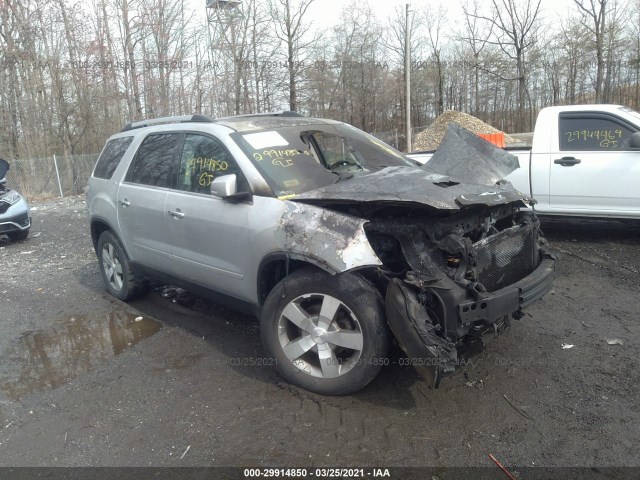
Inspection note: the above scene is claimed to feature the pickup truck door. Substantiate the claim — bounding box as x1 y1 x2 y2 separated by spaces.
549 112 640 214
164 132 252 301
117 133 183 272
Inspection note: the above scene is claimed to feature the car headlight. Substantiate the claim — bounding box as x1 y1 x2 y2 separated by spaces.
0 191 21 205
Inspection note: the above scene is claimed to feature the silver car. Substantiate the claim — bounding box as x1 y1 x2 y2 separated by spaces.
0 158 31 242
86 113 555 395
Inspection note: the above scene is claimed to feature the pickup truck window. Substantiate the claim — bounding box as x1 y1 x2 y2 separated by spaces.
559 114 636 151
127 133 182 188
177 134 242 195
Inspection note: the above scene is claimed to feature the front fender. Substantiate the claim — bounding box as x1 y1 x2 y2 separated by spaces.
277 201 382 273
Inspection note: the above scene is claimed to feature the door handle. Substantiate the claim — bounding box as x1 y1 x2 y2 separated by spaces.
168 209 185 219
119 198 130 207
554 157 582 167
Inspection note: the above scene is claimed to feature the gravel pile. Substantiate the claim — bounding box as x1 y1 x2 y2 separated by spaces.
413 110 518 151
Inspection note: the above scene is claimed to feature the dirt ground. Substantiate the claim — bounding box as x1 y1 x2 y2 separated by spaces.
0 195 638 472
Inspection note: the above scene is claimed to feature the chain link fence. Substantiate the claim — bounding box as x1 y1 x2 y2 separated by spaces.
4 154 99 200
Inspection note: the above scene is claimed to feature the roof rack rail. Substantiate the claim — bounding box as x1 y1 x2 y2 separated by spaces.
121 114 214 132
221 111 305 120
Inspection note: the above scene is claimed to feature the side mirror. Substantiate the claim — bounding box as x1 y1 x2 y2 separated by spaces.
210 174 251 202
630 132 640 150
211 174 237 198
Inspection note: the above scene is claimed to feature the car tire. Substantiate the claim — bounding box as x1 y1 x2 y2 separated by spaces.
97 231 147 301
7 229 29 242
261 268 390 395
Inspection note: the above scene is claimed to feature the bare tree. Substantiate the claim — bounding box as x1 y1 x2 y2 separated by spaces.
114 0 144 119
573 0 608 102
472 0 542 130
422 4 448 116
460 0 494 115
269 0 317 111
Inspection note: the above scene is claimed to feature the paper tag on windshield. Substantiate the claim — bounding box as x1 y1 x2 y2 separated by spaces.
244 131 289 149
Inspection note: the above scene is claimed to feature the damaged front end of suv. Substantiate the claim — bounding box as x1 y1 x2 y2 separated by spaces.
370 202 555 387
292 126 556 387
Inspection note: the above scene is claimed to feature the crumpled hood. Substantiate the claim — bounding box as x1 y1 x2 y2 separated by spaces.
0 159 8 180
292 123 527 211
292 166 527 211
426 123 520 186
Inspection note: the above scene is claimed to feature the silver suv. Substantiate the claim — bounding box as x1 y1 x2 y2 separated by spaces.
87 113 555 395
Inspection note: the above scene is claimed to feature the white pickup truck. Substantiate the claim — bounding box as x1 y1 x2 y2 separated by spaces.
408 104 640 219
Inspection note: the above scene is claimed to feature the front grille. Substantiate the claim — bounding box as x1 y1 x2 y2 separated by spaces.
473 224 536 292
0 202 9 214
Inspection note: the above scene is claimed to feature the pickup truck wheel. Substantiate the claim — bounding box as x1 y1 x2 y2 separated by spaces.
261 268 389 395
97 231 147 301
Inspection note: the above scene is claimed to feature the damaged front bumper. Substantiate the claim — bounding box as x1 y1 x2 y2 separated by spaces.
378 212 556 388
386 257 554 387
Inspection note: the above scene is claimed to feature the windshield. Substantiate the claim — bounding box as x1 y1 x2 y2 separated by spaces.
231 123 415 197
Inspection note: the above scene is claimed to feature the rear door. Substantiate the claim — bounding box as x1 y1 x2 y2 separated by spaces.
550 112 640 213
117 132 182 271
164 132 252 299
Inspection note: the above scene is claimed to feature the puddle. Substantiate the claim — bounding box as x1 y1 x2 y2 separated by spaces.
0 310 162 400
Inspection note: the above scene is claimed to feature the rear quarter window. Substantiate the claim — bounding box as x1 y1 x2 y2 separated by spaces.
93 137 134 179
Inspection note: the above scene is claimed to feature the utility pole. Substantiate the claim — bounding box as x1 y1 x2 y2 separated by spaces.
405 3 411 152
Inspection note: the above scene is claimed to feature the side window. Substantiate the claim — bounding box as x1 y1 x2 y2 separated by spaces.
559 115 636 151
93 137 133 179
128 133 182 187
177 134 241 194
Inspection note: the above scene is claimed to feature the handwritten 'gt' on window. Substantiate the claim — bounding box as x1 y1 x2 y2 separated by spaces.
565 129 623 148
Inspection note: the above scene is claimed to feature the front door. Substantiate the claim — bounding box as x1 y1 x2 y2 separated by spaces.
164 132 252 300
550 112 640 214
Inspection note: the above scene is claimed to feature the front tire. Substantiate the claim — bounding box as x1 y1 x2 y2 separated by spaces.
261 268 389 395
97 231 147 301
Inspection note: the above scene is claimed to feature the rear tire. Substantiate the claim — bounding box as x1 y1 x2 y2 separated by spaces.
261 268 389 395
97 231 147 301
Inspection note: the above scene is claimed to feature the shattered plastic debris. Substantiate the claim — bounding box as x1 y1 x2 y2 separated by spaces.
561 344 574 349
135 316 143 322
465 380 484 390
605 338 624 346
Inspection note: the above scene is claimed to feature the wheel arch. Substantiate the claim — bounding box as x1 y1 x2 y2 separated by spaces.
90 217 129 258
257 252 385 307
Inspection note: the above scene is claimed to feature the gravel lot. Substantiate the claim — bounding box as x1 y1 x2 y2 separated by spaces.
0 195 638 472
